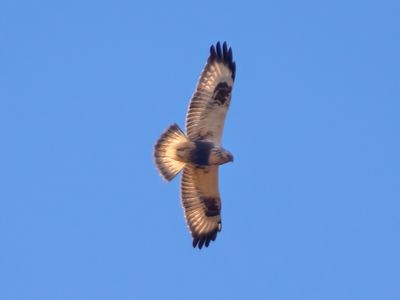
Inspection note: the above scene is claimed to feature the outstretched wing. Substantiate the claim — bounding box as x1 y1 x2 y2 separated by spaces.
181 164 222 249
185 41 236 146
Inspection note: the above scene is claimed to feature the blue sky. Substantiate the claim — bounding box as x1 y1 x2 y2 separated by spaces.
1 0 399 299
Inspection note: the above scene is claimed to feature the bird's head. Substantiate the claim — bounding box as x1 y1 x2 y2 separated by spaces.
209 147 234 165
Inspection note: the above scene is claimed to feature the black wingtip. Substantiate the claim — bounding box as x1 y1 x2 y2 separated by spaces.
192 237 199 248
191 227 220 249
208 41 236 80
192 236 206 249
209 44 216 60
222 42 228 59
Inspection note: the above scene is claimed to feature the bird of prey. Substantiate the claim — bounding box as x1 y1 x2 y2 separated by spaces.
154 42 236 249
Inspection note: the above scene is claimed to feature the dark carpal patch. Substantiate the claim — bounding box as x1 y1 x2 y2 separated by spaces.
213 82 232 105
202 197 220 217
190 141 214 165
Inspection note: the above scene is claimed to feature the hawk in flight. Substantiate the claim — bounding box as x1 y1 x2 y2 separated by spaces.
154 42 236 249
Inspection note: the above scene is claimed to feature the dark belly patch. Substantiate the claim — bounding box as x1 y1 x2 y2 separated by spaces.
190 141 213 165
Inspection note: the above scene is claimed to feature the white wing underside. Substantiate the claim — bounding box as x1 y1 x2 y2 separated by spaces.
185 53 234 146
181 164 221 248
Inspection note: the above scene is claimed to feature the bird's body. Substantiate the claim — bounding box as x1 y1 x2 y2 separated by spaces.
154 42 236 249
175 139 233 166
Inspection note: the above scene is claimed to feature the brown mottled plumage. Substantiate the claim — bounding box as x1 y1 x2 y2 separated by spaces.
154 42 235 249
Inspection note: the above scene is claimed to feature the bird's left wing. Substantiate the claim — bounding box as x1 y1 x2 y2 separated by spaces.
181 164 222 249
185 42 236 146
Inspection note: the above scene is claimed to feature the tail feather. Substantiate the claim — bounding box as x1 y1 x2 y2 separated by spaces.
154 123 188 181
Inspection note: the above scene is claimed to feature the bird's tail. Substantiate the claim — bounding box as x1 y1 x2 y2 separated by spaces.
154 123 189 181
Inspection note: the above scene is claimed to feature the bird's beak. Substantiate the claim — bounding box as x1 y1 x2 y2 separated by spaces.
228 153 234 162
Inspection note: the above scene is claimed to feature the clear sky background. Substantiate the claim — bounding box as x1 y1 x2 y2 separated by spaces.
1 1 399 299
